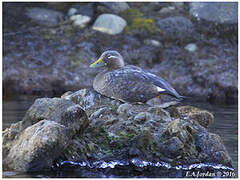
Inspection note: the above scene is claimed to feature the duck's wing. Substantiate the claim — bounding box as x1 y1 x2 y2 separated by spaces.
114 65 182 99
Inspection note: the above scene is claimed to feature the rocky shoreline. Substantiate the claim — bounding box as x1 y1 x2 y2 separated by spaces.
3 2 238 104
3 89 233 172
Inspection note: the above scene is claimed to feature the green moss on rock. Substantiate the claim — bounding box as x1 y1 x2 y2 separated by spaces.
125 17 161 35
120 8 143 23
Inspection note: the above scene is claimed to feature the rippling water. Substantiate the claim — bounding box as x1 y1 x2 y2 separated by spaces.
2 95 238 178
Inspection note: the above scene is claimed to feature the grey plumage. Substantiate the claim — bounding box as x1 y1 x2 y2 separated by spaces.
90 50 184 103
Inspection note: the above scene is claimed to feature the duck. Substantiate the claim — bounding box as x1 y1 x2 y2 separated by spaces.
90 50 184 103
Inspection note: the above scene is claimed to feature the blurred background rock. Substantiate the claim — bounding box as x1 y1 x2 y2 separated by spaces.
3 2 238 104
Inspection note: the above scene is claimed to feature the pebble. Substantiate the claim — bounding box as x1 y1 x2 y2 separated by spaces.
92 14 127 35
184 43 198 52
70 14 91 28
159 6 175 14
144 39 162 47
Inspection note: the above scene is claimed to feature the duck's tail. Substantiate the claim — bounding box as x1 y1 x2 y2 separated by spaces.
176 95 192 102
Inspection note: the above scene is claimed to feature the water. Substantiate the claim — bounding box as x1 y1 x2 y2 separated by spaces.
2 96 238 178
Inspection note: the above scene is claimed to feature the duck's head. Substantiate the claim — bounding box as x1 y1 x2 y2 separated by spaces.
90 50 124 69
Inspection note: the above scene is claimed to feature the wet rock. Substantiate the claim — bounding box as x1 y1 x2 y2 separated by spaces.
62 88 122 114
100 2 129 13
161 137 184 157
177 106 214 128
3 88 233 171
195 131 232 166
90 107 110 120
134 112 152 124
189 2 237 24
147 106 171 121
70 14 91 28
117 103 133 115
92 14 127 35
4 120 70 171
157 16 194 41
22 98 89 134
26 7 63 26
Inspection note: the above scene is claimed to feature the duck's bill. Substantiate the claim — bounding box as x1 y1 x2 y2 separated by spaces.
90 58 104 68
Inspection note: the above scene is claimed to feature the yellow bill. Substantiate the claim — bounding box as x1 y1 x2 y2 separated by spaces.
89 58 104 68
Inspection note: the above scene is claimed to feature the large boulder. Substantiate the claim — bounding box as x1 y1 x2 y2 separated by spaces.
26 7 63 26
3 88 233 172
4 120 70 171
61 89 232 168
189 2 238 24
157 16 195 41
3 97 89 171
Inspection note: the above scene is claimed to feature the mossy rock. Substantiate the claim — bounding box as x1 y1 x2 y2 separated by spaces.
120 8 143 23
125 17 161 35
177 106 214 128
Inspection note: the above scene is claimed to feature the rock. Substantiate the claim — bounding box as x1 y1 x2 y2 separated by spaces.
134 112 152 124
157 16 194 41
62 88 122 113
4 120 70 171
158 6 175 14
68 8 78 16
195 131 232 166
172 2 185 9
22 98 89 134
190 58 238 103
144 39 162 47
26 7 63 26
70 3 95 17
100 2 129 13
90 107 109 119
177 106 214 128
70 14 91 28
3 88 233 172
92 14 127 35
117 103 133 115
184 43 198 52
189 2 238 24
161 137 184 157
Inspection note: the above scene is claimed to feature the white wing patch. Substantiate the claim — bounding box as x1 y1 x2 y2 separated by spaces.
157 86 165 92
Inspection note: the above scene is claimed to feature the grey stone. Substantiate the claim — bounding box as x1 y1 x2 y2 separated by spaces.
162 137 184 157
22 98 89 134
157 16 194 41
92 14 127 35
189 2 238 24
68 8 78 16
134 112 152 124
26 7 63 26
4 120 70 171
195 131 232 165
158 6 175 14
117 103 133 115
144 39 162 47
71 3 94 17
101 2 129 13
184 43 198 52
70 14 91 28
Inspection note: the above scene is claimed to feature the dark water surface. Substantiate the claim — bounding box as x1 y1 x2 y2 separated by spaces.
2 95 238 178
